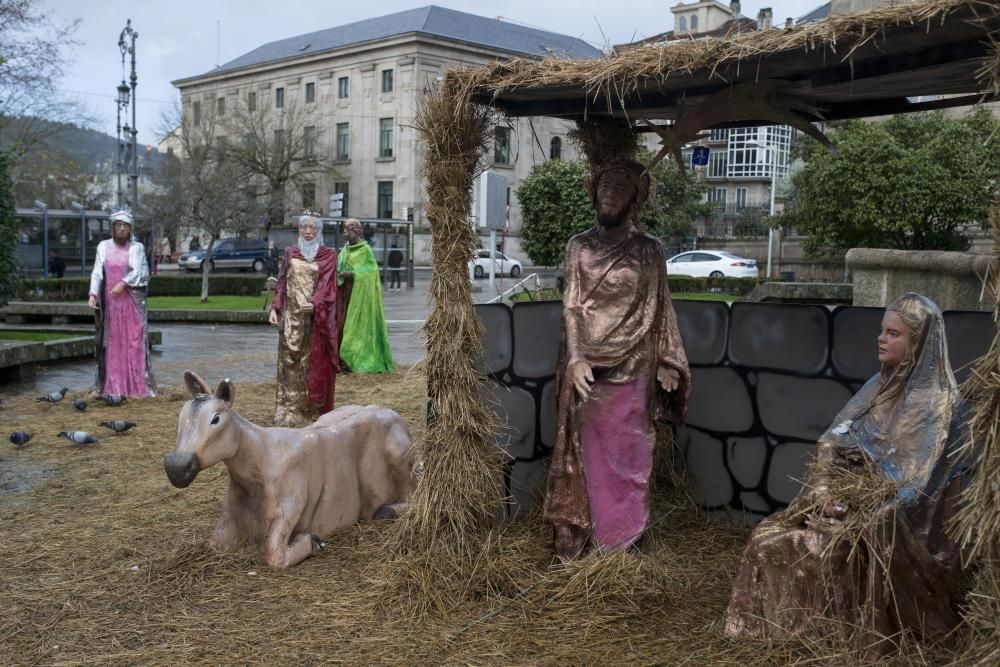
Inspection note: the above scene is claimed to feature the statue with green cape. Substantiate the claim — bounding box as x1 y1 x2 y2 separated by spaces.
337 218 395 373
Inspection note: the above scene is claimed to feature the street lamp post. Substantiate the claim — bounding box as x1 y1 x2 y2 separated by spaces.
118 20 139 209
749 136 779 279
72 201 87 275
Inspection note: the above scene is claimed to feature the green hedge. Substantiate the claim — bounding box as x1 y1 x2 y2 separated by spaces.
17 274 268 301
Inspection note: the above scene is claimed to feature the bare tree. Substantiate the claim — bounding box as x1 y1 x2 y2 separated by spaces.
153 99 256 302
0 0 93 156
222 99 335 229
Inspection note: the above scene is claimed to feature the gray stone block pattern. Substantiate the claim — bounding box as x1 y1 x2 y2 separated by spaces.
943 311 996 384
674 300 728 365
831 306 883 380
512 301 562 378
475 301 994 525
729 302 829 373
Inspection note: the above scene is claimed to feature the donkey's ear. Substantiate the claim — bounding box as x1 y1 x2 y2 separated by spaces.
184 370 211 397
215 377 235 407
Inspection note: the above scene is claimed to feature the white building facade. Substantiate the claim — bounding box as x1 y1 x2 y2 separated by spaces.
172 6 601 262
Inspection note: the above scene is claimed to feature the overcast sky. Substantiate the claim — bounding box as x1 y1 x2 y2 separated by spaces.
43 0 824 144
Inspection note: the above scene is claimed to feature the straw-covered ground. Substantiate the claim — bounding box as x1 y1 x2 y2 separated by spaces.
0 367 977 666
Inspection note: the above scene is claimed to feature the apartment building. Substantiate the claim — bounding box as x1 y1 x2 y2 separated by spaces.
171 5 601 258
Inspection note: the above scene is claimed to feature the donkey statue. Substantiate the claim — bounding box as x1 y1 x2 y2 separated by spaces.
164 371 416 569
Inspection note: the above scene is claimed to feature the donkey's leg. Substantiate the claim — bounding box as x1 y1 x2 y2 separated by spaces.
262 493 315 569
209 487 241 550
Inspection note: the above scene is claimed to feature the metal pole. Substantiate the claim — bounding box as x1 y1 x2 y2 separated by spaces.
80 209 87 275
766 141 777 279
42 206 49 277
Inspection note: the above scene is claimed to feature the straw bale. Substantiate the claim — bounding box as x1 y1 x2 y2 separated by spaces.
0 372 973 665
567 119 639 167
448 0 999 114
378 80 505 614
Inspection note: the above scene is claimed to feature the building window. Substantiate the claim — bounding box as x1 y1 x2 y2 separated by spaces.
726 126 792 179
303 126 316 159
217 97 225 116
708 151 728 179
679 16 687 32
338 76 349 98
334 182 349 217
215 136 227 155
192 101 201 127
305 82 315 104
690 15 698 31
709 128 728 142
247 91 257 112
707 187 727 205
494 126 511 165
275 87 284 108
274 129 285 152
379 118 393 158
736 187 748 209
549 136 562 160
377 181 393 219
381 69 393 93
336 123 349 160
302 182 316 209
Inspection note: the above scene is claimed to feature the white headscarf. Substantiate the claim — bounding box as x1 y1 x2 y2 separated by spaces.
297 215 324 262
109 207 134 239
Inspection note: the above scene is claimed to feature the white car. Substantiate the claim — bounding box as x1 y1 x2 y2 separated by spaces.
469 249 522 279
666 250 759 279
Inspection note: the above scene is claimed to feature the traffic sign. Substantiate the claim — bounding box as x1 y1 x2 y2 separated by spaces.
692 146 710 166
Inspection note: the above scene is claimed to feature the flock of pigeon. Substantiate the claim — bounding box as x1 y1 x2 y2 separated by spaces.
7 387 137 450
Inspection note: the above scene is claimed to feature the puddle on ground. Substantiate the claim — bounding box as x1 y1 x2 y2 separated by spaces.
0 454 55 507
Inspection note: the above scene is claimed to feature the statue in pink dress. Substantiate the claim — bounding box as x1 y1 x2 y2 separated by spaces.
87 207 155 398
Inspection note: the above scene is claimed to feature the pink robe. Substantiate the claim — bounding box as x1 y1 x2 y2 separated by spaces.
99 242 152 397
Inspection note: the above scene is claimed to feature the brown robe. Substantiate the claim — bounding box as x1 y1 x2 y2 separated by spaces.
543 223 691 558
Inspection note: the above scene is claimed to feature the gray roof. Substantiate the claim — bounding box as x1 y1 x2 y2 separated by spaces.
797 2 832 24
189 6 602 80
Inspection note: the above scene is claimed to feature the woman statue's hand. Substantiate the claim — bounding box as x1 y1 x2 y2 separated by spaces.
268 309 280 326
111 282 125 296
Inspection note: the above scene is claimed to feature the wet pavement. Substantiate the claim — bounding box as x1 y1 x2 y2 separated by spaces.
0 270 557 402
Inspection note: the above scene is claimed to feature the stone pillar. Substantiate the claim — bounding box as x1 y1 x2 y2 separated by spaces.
846 248 997 311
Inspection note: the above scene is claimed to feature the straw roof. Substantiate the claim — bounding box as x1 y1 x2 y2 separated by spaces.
452 0 1000 125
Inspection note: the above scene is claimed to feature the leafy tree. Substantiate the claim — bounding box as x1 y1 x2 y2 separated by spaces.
0 152 19 305
636 149 712 238
783 111 1000 256
516 159 592 266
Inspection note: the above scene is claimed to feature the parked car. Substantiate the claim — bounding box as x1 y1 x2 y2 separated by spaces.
469 249 522 279
665 250 759 279
178 239 269 272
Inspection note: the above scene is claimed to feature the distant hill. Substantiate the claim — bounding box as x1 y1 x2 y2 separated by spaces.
0 116 165 170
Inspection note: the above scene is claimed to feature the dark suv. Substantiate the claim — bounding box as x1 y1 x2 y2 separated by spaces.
178 239 269 272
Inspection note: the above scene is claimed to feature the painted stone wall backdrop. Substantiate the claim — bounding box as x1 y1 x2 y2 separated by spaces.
476 300 995 524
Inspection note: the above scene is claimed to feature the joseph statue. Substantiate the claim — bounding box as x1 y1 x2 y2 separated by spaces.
544 158 691 560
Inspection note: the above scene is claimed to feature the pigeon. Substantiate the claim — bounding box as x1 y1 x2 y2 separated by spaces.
100 420 136 434
37 388 68 403
99 394 127 407
73 398 88 412
9 432 32 448
57 431 99 447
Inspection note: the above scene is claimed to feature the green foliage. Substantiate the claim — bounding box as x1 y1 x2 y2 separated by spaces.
783 111 1000 256
17 274 267 301
516 160 593 266
636 150 712 238
0 153 20 305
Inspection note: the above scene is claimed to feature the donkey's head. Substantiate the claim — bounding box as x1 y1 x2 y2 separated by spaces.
164 371 239 488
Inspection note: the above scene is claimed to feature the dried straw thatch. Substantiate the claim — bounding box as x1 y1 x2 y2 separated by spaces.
567 119 639 167
952 200 1000 665
448 0 999 114
379 80 504 614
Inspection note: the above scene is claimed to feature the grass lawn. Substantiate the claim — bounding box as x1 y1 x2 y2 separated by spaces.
147 295 266 311
0 331 79 341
